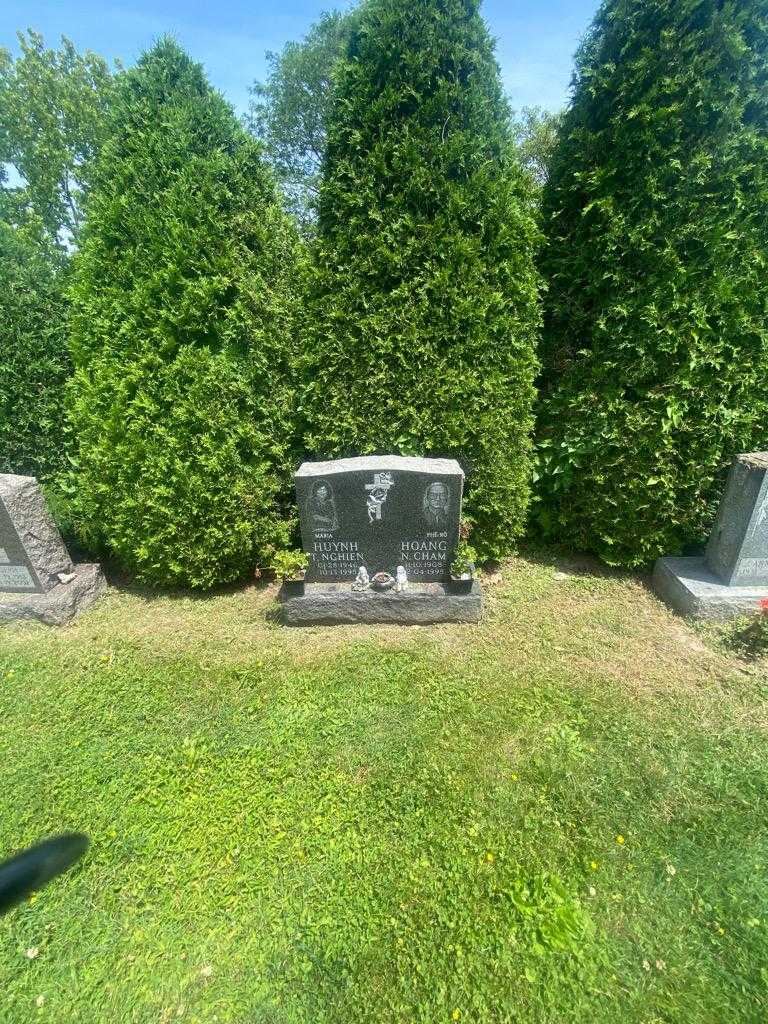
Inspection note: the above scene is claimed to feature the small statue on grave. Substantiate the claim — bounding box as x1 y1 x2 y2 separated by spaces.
395 565 409 593
352 565 370 591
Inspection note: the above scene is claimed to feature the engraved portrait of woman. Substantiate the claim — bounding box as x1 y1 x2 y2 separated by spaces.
422 481 450 527
307 480 339 532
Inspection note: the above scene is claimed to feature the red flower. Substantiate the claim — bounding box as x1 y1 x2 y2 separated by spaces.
760 598 768 612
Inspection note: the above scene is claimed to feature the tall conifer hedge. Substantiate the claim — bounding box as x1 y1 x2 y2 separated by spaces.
302 0 541 559
0 207 70 481
66 40 300 588
537 0 768 567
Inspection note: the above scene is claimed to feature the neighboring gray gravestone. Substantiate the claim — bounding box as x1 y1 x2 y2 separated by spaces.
651 557 768 623
0 474 72 593
0 474 106 625
705 452 768 586
652 452 768 620
295 455 464 582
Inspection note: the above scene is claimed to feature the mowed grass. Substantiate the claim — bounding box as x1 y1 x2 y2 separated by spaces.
1 552 767 1023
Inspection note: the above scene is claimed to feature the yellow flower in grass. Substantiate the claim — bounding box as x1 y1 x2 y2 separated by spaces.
452 1011 461 1021
616 835 625 845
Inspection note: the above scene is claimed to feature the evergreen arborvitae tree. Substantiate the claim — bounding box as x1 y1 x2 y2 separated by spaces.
0 202 70 481
537 0 768 567
67 39 300 588
301 0 541 559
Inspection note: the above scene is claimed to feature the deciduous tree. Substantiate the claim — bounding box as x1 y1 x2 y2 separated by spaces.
0 30 115 242
248 10 357 230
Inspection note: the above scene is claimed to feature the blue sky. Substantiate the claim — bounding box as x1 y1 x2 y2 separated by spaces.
1 0 600 115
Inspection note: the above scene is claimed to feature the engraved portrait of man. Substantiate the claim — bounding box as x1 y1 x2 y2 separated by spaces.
423 481 450 527
307 480 339 532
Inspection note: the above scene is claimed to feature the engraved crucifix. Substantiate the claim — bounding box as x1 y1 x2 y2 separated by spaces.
365 472 395 523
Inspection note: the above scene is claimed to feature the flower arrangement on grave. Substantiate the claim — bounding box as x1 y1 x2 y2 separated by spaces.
459 517 475 542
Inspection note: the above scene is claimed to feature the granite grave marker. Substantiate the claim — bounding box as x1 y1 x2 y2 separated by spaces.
295 455 464 583
285 456 481 625
0 474 105 625
705 452 768 586
653 452 768 620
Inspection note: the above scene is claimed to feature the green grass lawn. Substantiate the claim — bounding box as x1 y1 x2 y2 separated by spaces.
1 552 767 1023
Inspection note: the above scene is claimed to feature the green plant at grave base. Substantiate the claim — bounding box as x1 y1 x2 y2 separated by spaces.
450 540 477 578
535 0 768 568
270 548 309 581
302 0 542 563
65 39 300 589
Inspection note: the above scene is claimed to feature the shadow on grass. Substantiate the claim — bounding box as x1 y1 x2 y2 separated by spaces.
101 562 277 603
717 613 768 662
514 541 641 583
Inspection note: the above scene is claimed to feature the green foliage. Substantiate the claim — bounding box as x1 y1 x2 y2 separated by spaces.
270 547 309 580
512 106 564 189
450 539 477 577
536 0 768 567
66 39 300 589
0 33 113 483
0 30 115 241
248 12 560 229
0 202 71 480
248 9 358 231
302 0 542 561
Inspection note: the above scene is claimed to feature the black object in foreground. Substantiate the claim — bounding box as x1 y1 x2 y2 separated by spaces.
0 833 89 916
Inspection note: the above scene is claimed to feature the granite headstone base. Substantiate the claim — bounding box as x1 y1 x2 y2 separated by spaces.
280 581 482 626
0 564 106 626
652 556 768 622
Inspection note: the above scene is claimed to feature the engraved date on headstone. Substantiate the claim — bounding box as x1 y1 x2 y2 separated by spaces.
0 565 36 590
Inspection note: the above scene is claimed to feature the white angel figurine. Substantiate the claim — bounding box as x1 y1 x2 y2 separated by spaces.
353 566 370 591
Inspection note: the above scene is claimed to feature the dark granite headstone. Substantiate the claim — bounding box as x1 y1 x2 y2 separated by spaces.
295 456 464 583
0 475 72 594
705 452 768 586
